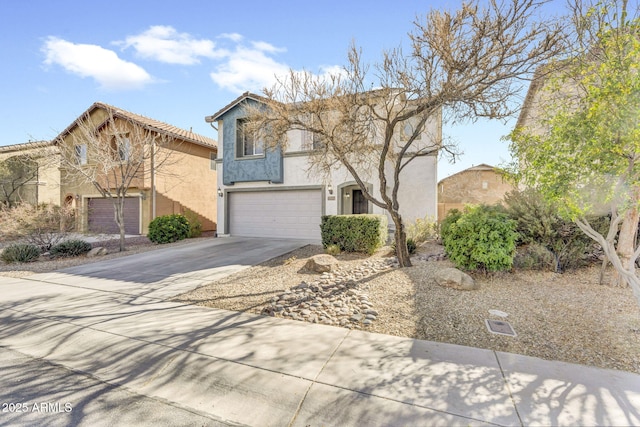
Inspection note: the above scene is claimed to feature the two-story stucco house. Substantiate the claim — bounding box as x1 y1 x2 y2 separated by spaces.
205 92 440 241
56 102 218 235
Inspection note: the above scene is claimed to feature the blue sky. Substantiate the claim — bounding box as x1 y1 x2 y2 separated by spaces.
0 0 564 178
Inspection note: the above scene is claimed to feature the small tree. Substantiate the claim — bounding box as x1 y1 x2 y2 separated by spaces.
509 0 640 305
0 142 57 207
56 107 179 251
248 0 560 267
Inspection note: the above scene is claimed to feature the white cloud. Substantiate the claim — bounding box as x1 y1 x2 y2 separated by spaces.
119 26 222 65
42 37 153 91
209 38 291 93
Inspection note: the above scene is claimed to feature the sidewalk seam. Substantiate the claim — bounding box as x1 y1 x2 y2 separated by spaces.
287 329 351 427
494 351 524 427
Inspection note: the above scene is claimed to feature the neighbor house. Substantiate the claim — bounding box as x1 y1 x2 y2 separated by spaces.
55 102 218 235
0 140 61 207
205 92 440 241
437 164 516 220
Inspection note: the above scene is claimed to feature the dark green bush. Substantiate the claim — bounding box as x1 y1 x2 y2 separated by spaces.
513 243 556 270
441 204 518 272
439 208 462 241
504 189 607 272
1 243 41 263
148 214 190 244
320 214 387 255
50 239 92 258
391 237 417 255
183 209 202 238
406 238 417 255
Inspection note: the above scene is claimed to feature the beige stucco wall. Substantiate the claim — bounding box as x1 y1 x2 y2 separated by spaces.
0 144 61 206
437 167 515 220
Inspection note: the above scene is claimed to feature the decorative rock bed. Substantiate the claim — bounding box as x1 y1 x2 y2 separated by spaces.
261 258 397 328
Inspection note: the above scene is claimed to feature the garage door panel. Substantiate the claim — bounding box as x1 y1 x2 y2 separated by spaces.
88 198 140 235
229 190 321 240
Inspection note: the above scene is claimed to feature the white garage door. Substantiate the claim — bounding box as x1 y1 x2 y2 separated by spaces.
229 190 322 240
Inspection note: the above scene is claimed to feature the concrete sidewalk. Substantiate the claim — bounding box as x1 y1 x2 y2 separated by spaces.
0 249 639 426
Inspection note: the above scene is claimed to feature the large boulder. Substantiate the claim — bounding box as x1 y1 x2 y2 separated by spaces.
305 254 339 273
87 247 108 257
434 267 479 291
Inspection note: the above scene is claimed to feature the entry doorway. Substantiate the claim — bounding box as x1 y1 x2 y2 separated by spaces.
352 189 368 214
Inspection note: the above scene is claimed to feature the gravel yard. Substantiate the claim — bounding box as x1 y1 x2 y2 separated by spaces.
175 242 640 375
3 236 639 374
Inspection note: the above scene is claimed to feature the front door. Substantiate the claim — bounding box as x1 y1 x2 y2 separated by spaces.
352 189 368 214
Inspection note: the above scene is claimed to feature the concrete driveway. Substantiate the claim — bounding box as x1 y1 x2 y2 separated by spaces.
1 236 639 426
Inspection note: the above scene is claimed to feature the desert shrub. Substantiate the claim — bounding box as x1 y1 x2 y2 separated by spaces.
439 208 463 242
50 239 92 258
320 214 387 255
1 243 41 263
391 237 418 255
148 214 190 244
513 243 556 270
504 189 606 272
406 215 437 243
0 203 75 251
441 204 518 272
406 238 417 254
325 244 341 256
183 209 202 238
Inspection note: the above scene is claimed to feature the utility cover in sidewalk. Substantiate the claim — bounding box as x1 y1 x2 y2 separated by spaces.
485 319 517 337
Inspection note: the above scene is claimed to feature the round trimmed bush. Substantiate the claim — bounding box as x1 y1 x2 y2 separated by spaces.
147 214 190 244
50 239 92 258
442 205 518 272
1 243 41 263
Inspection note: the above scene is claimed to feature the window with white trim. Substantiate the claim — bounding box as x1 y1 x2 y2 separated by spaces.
75 144 87 165
236 119 264 157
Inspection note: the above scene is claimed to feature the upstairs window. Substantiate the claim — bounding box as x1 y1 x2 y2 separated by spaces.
75 144 87 165
236 119 264 158
303 130 325 151
118 138 131 162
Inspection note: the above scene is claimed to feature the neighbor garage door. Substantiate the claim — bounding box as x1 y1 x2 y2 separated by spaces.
229 190 322 240
87 197 141 235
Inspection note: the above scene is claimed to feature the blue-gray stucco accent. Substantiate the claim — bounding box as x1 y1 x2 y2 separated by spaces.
218 99 283 185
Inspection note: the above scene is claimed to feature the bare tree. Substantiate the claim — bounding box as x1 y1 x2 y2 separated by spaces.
248 0 561 267
0 142 57 207
56 108 179 251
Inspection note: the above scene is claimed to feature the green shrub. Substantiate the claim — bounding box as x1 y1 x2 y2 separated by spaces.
1 243 41 263
504 189 606 272
320 214 387 255
183 209 202 238
513 243 556 270
439 208 463 242
50 239 92 258
406 238 417 254
148 214 190 244
325 244 341 256
391 237 418 255
442 204 518 272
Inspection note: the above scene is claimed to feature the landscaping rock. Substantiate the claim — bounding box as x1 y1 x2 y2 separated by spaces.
262 257 396 328
304 254 339 273
434 267 479 291
87 247 108 257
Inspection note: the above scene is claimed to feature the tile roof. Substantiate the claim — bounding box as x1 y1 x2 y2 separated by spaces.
56 102 217 150
0 140 56 153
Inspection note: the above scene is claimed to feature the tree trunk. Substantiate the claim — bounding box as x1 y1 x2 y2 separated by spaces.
114 199 126 252
615 200 640 287
391 211 412 268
